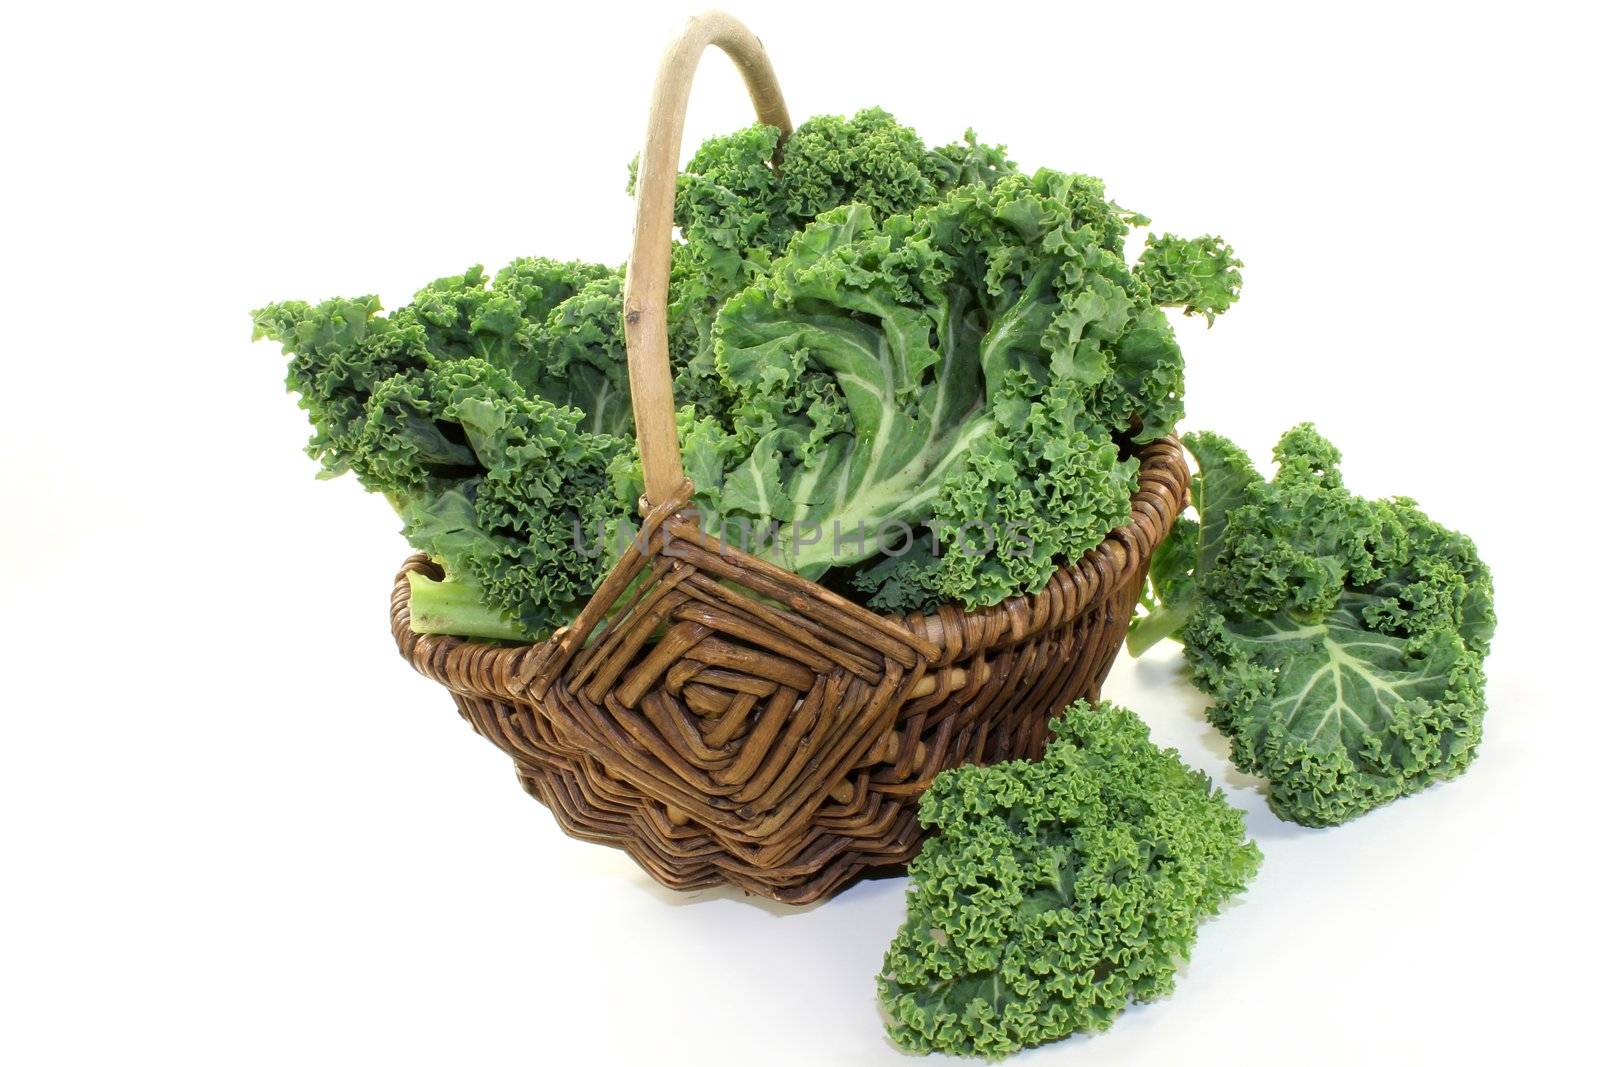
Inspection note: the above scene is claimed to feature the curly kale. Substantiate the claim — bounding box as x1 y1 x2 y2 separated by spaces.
1129 425 1496 826
251 292 625 641
674 107 1018 287
715 168 1220 612
257 109 1238 640
878 699 1261 1059
1135 234 1242 325
664 107 1022 423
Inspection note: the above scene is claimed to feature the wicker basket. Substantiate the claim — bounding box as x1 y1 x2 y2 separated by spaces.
389 12 1190 904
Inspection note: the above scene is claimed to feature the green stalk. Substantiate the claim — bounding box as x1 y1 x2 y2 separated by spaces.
1125 602 1191 657
406 571 532 643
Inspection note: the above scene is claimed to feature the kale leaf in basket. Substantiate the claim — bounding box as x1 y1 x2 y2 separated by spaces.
255 109 1240 641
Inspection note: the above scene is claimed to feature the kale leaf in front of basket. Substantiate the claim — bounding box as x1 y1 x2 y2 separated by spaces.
878 699 1261 1059
1128 424 1496 826
254 109 1240 641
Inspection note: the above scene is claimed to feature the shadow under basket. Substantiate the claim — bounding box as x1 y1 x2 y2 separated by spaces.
390 436 1189 905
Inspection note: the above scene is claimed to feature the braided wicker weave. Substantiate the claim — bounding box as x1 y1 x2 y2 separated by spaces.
390 12 1190 904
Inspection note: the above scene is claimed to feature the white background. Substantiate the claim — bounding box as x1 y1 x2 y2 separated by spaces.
3 1 1596 1063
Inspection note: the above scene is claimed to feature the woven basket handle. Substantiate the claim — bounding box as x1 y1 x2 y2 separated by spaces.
624 11 793 508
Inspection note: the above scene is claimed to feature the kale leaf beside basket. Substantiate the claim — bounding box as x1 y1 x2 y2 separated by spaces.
253 109 1240 642
1128 424 1497 826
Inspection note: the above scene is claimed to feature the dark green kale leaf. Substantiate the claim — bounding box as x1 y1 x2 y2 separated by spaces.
257 109 1238 641
1130 424 1496 826
252 295 625 641
879 699 1261 1058
714 168 1214 612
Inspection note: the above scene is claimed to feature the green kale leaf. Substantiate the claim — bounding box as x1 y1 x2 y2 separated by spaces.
1136 234 1242 325
879 699 1261 1058
714 168 1214 612
256 110 1238 640
251 293 625 641
1130 424 1496 826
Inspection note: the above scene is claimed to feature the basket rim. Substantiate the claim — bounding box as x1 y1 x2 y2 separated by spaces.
392 434 1188 703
